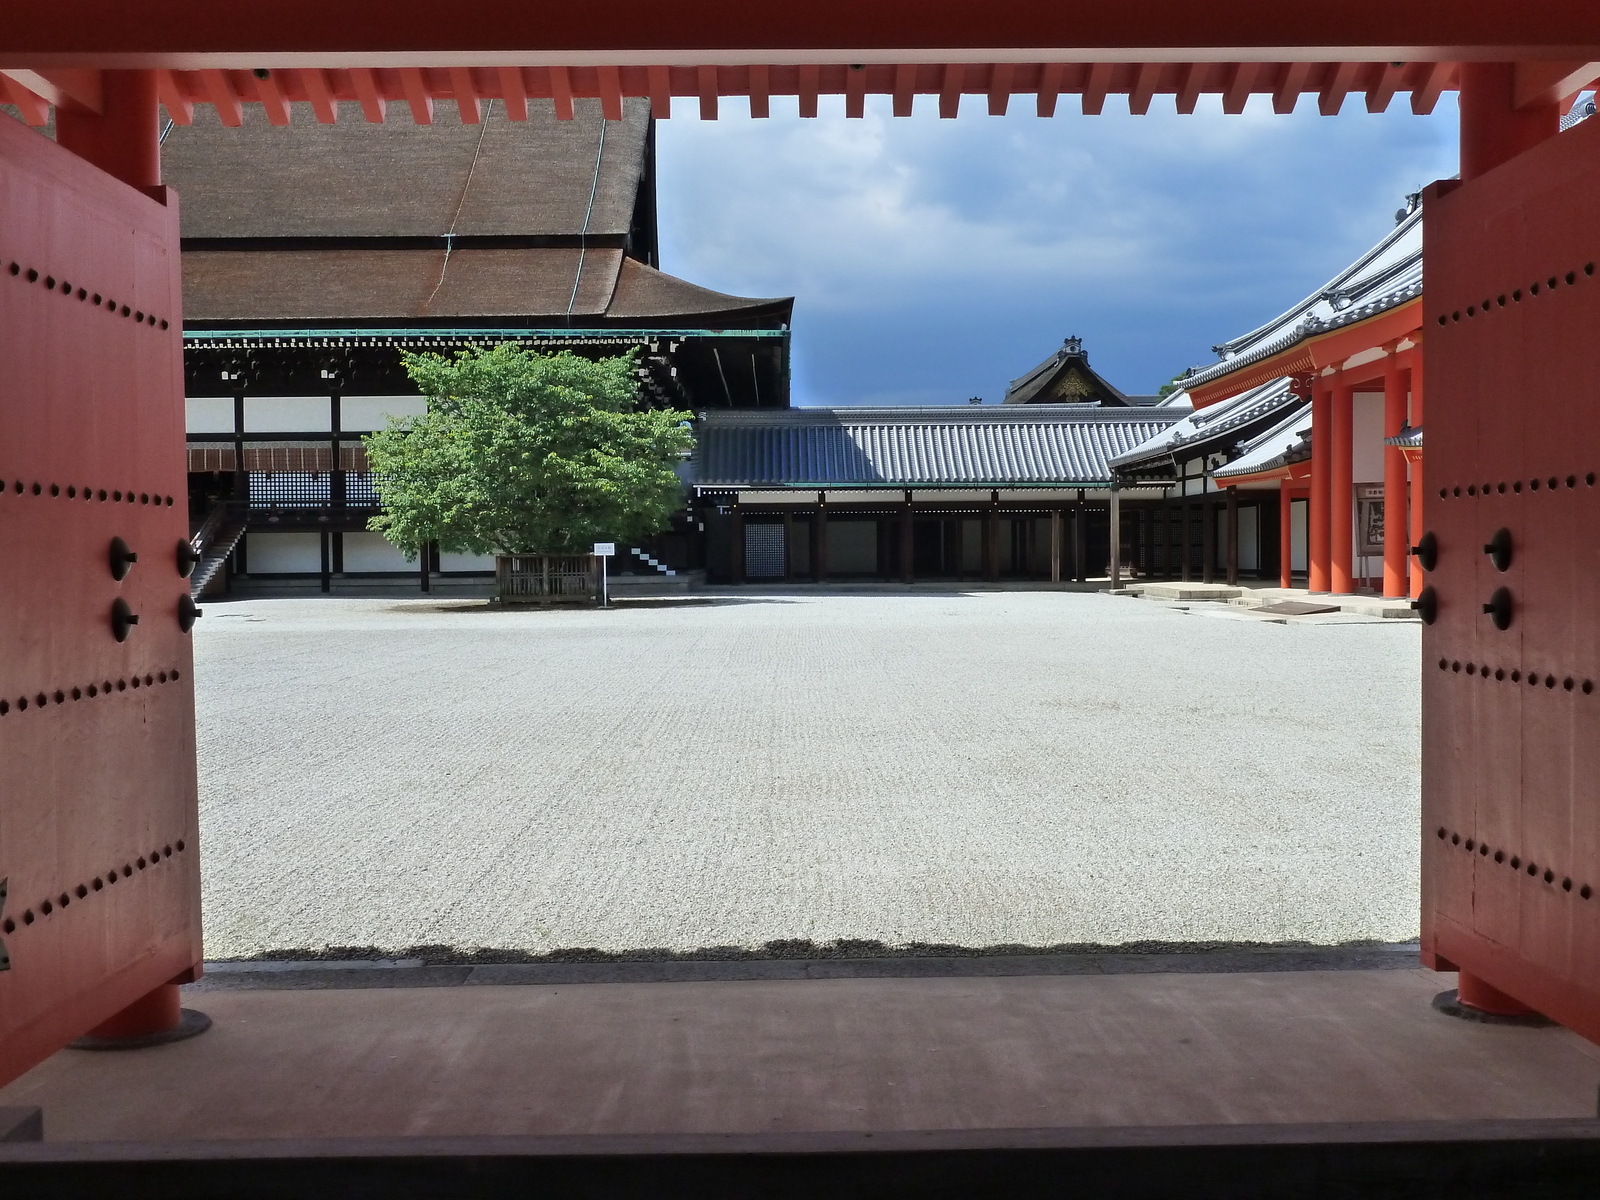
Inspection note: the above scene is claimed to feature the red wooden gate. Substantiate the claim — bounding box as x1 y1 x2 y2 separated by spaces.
0 113 202 1086
1421 112 1600 1040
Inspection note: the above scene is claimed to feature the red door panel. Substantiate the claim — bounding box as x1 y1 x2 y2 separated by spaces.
0 114 200 1087
1422 114 1600 1040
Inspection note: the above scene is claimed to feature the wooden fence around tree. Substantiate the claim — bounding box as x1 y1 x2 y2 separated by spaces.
495 554 599 604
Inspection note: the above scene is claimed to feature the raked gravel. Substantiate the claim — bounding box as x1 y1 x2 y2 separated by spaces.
193 591 1420 958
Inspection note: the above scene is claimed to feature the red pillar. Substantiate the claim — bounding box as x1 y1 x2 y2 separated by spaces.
83 984 182 1040
1408 349 1426 599
1278 484 1292 589
1308 378 1332 592
54 71 162 190
1382 354 1409 597
1329 378 1354 593
1456 971 1538 1017
1458 63 1561 183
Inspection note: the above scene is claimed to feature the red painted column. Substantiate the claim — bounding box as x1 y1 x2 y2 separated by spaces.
1457 971 1538 1017
1329 377 1354 593
1458 63 1560 183
1308 378 1332 592
83 984 182 1039
54 71 162 190
1409 349 1426 598
1382 352 1409 597
1278 483 1292 589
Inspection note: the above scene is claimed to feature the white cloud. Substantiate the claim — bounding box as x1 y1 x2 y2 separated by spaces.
656 95 1458 404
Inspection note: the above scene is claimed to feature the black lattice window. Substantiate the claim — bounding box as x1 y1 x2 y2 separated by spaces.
344 472 382 507
249 472 330 508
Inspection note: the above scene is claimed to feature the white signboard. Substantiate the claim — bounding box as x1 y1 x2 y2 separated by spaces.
592 542 615 557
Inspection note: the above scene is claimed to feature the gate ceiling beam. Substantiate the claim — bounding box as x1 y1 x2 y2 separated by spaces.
3 2 1600 64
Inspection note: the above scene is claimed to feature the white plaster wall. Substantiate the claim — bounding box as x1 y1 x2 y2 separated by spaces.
1352 392 1385 484
244 396 332 433
439 549 497 572
185 396 234 433
341 396 430 432
246 532 321 574
342 532 413 573
1291 500 1308 572
828 520 878 575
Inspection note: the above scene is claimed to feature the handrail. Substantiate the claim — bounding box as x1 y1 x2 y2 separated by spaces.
190 501 244 554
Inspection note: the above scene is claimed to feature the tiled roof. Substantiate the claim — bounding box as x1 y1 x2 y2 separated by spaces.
1384 424 1423 449
1109 378 1301 472
693 406 1185 488
1213 404 1314 479
183 248 792 325
163 98 650 239
1183 207 1423 391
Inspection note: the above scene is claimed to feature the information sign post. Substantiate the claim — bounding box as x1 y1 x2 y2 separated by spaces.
593 543 615 607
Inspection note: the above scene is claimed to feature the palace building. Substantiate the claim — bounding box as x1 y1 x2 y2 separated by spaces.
168 98 792 594
1111 199 1426 596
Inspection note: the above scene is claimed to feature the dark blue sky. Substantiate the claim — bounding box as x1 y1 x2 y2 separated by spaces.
655 93 1458 405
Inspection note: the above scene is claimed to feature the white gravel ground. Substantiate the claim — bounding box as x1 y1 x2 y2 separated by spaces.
192 592 1421 958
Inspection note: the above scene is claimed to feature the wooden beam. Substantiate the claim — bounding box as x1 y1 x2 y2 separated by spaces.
299 67 337 122
350 66 385 121
1410 60 1453 114
747 64 768 118
497 65 527 120
1222 60 1261 114
449 66 480 122
253 69 290 125
647 64 672 118
1081 61 1113 115
1273 60 1312 113
0 74 50 125
1175 62 1205 114
987 62 1012 115
200 68 243 126
844 62 865 118
399 66 433 123
155 68 192 123
1513 60 1600 109
939 62 964 118
1128 61 1161 114
1366 61 1406 112
549 65 575 119
893 62 916 116
1318 59 1361 114
598 64 623 120
10 68 101 113
1075 60 1113 114
698 63 718 119
1036 62 1064 117
798 63 819 117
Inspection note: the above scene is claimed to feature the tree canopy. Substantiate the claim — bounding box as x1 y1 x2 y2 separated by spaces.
363 344 694 557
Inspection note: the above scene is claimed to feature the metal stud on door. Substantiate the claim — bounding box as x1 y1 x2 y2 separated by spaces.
1422 113 1600 1040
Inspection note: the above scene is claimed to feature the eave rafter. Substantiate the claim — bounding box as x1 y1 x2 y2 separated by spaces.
0 61 1505 126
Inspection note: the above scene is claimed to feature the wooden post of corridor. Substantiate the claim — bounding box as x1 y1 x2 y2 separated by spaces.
1331 377 1355 593
1225 489 1239 586
1108 484 1122 589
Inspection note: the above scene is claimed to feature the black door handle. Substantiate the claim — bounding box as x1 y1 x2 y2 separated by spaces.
109 537 139 581
1483 528 1512 572
1411 531 1437 572
1483 587 1513 631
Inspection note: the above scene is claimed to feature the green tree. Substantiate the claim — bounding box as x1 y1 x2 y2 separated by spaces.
363 344 693 557
1156 371 1191 399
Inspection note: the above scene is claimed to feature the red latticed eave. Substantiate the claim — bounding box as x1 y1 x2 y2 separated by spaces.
4 61 1464 126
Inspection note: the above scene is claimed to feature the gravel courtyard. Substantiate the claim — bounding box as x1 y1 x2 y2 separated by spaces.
193 592 1420 959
